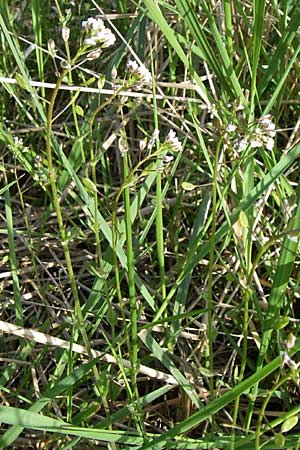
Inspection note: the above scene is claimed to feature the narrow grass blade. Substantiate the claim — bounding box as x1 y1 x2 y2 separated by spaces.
4 186 23 325
0 406 144 445
140 342 300 449
139 330 202 409
0 360 97 449
175 0 245 102
142 0 210 104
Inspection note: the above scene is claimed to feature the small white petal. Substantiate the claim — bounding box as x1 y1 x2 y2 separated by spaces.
226 123 237 132
162 155 174 163
84 37 97 46
62 26 70 43
87 49 101 60
250 138 262 148
265 137 274 150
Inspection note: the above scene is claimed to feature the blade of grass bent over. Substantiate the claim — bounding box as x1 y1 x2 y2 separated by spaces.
140 341 300 449
0 359 97 449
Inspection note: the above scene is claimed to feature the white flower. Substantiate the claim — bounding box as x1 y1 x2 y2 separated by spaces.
152 129 160 140
99 29 116 47
87 49 101 60
126 60 152 84
118 137 128 157
226 123 237 132
250 138 262 148
62 26 70 43
139 139 147 151
258 115 276 137
266 122 275 131
207 103 219 119
265 137 275 150
138 65 152 84
265 122 276 137
162 155 174 163
84 37 97 46
13 136 23 146
11 136 29 153
82 17 104 33
126 60 139 72
148 128 160 150
165 129 182 152
235 137 248 151
82 17 116 49
258 114 273 126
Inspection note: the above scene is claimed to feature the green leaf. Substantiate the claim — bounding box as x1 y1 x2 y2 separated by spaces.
0 406 143 445
239 210 249 228
15 73 31 92
182 181 197 191
81 177 97 193
281 416 298 433
273 316 289 330
274 433 285 446
75 105 84 116
0 180 17 195
142 0 210 104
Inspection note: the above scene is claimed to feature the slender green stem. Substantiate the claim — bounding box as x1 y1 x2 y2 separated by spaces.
230 285 250 450
122 150 145 433
224 0 233 61
123 151 137 372
156 171 166 300
110 142 168 433
46 72 88 347
111 146 167 312
207 138 222 422
4 173 23 326
46 71 113 432
88 83 133 274
255 371 293 449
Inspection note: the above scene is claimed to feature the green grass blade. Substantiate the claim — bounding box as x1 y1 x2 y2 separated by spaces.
140 343 300 449
139 330 202 409
175 0 245 102
142 0 210 104
0 359 97 449
4 185 23 326
0 406 144 445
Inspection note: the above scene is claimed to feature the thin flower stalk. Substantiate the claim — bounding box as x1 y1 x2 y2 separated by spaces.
46 71 112 428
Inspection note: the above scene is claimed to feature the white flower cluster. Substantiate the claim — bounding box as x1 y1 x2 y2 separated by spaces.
234 114 276 152
147 128 159 151
82 17 116 48
126 60 152 85
165 129 182 152
10 136 29 153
